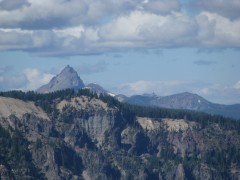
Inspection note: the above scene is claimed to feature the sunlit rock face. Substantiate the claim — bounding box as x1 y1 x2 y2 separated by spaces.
37 65 84 93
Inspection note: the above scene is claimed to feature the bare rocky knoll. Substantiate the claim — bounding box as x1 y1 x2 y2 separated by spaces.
0 89 240 180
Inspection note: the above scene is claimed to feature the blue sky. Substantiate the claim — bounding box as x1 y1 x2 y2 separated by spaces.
0 0 240 104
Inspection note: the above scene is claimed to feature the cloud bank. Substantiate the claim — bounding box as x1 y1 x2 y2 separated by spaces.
0 66 54 91
0 0 239 56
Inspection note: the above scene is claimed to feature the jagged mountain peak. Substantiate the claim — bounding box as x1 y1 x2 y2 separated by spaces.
61 65 76 74
37 65 84 93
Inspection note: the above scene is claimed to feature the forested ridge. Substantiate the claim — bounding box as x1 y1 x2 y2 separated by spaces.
0 89 240 179
1 89 239 130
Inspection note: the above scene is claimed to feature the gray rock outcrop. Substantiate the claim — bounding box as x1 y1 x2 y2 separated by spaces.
37 65 84 93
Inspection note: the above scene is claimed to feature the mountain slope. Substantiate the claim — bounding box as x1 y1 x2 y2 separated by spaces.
37 65 84 93
124 92 240 120
36 65 239 120
0 96 49 120
0 90 240 179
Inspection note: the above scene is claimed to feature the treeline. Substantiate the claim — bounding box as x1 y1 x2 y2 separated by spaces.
1 89 240 131
124 104 240 131
0 89 76 113
0 89 75 102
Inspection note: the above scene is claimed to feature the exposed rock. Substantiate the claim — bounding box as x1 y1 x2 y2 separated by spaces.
0 96 49 120
37 65 84 93
121 126 136 145
57 96 110 112
0 91 240 179
162 118 198 132
175 164 185 180
137 117 160 131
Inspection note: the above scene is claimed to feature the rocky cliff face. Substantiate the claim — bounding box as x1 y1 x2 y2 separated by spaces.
37 65 85 93
0 91 240 180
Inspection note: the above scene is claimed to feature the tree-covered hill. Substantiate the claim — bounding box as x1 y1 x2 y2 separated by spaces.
0 89 240 179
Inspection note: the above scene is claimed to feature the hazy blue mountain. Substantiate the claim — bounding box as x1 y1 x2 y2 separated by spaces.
36 65 240 120
84 83 116 97
37 65 84 93
124 92 240 120
115 94 128 102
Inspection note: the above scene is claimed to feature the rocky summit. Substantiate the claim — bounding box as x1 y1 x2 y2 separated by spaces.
37 65 85 93
36 66 240 120
0 90 240 179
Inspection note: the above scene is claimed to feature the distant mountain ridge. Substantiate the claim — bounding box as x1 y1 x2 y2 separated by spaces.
37 65 115 97
37 65 85 93
36 65 240 120
123 92 240 120
84 83 106 94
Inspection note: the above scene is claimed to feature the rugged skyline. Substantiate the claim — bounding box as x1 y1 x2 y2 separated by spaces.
0 0 240 104
33 65 240 120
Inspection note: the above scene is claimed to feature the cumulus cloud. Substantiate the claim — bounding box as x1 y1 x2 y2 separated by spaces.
23 68 54 90
0 66 28 91
0 67 54 91
195 82 240 104
192 0 240 19
0 0 239 56
141 0 180 14
0 29 61 51
0 0 139 29
196 12 240 48
98 11 198 47
0 0 29 11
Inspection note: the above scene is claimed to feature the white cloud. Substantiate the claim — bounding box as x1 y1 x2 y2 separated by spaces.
196 12 240 48
0 0 29 11
0 28 61 51
193 0 240 19
23 68 54 90
141 0 180 14
98 11 197 45
0 67 28 91
0 67 54 91
0 1 240 56
195 82 240 104
0 0 140 29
